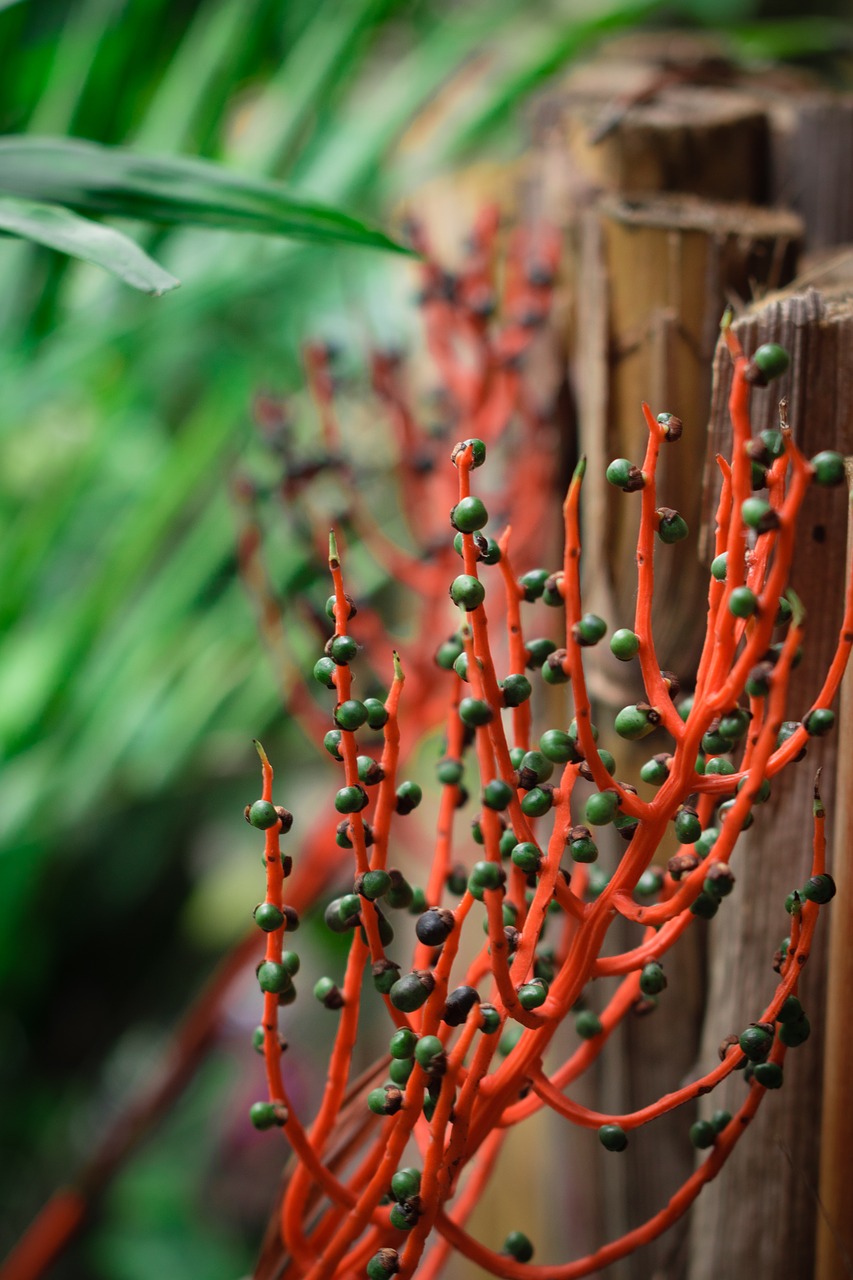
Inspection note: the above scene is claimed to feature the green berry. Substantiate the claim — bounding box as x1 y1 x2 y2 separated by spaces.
480 1003 501 1034
689 1120 716 1149
451 496 488 533
711 1109 731 1133
741 497 777 533
586 867 610 899
811 450 845 486
364 697 389 729
389 972 434 1013
435 635 464 669
777 996 803 1025
615 704 658 740
395 781 422 815
728 587 758 618
478 536 502 565
719 708 750 741
254 902 285 932
610 628 640 660
521 787 553 817
704 863 734 898
710 552 728 581
502 673 532 706
453 437 486 468
639 962 667 996
517 980 548 1010
359 869 391 900
389 1027 418 1059
250 1101 283 1130
802 873 836 903
753 342 790 381
640 754 671 785
313 977 342 1008
389 1202 416 1230
459 697 493 727
329 634 359 665
499 828 517 857
539 729 575 763
542 575 564 607
470 860 503 892
739 1025 773 1062
599 1123 627 1151
518 568 549 601
483 779 513 810
313 656 337 688
779 1016 810 1047
524 638 556 669
391 1167 421 1201
511 842 542 873
718 799 753 829
737 775 770 803
324 895 361 934
705 757 735 776
414 1034 445 1069
385 872 414 910
247 800 280 830
518 751 554 786
746 663 773 697
690 892 719 919
635 869 663 897
389 1050 415 1082
753 1061 783 1089
804 707 835 737
503 1231 534 1262
573 613 607 646
357 755 384 786
576 1010 603 1039
585 790 619 827
367 1086 403 1116
541 650 570 685
450 574 485 611
324 729 344 760
335 784 369 814
335 699 369 730
606 458 644 491
326 593 357 623
371 960 400 994
257 962 292 994
437 757 464 785
656 509 688 543
569 835 598 863
674 808 701 844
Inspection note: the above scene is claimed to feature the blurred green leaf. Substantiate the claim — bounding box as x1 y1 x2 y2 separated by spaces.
442 0 665 161
0 195 180 293
0 136 413 253
725 17 853 59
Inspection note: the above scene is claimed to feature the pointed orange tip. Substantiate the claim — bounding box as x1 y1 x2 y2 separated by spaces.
254 739 271 768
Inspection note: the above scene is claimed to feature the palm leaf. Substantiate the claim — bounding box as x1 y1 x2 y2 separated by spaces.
0 194 179 292
0 135 412 253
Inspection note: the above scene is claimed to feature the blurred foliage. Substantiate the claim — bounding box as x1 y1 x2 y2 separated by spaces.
1 0 850 1275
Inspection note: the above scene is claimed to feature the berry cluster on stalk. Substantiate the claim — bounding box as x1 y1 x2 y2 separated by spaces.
242 264 851 1277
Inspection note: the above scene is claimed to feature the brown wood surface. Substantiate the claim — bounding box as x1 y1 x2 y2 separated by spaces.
687 289 853 1280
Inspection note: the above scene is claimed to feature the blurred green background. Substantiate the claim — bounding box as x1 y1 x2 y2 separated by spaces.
1 1 850 1276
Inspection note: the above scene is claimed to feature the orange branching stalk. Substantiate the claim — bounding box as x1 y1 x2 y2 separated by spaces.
243 278 853 1280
